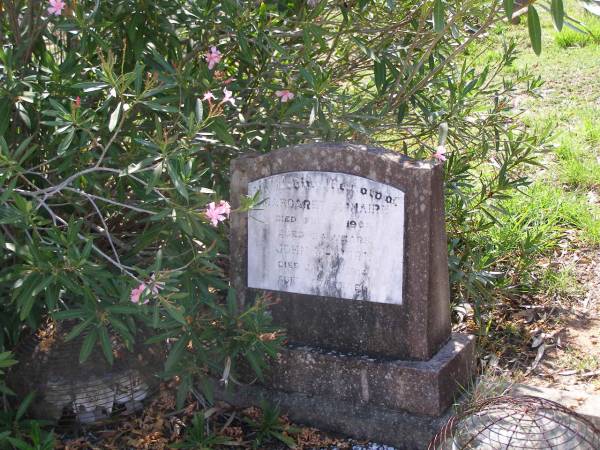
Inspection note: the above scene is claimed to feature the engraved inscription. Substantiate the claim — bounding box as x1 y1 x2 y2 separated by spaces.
247 171 405 304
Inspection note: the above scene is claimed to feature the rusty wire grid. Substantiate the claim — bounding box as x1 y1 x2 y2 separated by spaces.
429 395 600 449
8 321 165 428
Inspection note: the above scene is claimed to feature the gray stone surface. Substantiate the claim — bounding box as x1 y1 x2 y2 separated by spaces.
264 333 475 417
230 143 451 361
227 142 474 448
214 380 454 450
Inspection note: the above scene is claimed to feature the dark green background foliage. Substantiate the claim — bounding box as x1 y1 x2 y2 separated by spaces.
0 0 564 439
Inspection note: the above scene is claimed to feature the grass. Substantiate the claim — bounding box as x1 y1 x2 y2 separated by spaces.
461 1 600 358
483 1 600 253
555 13 600 48
538 266 583 298
557 347 600 372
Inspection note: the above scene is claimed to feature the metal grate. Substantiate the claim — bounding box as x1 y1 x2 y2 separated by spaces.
429 395 600 449
8 321 165 428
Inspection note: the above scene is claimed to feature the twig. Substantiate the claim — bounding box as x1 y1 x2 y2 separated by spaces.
65 188 156 214
35 198 141 281
84 194 121 265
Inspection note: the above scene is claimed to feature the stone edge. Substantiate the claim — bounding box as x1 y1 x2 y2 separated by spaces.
213 381 453 450
265 333 475 416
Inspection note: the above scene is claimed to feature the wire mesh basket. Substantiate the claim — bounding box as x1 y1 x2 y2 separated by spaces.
429 395 600 449
8 321 165 428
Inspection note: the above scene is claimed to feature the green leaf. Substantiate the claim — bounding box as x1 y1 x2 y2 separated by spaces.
0 98 11 136
16 273 43 321
0 352 17 368
167 160 189 200
374 60 386 93
503 0 514 20
161 298 187 325
551 0 564 32
108 102 122 132
71 82 110 93
141 101 179 113
245 351 264 381
57 128 75 154
433 0 445 33
299 67 316 88
52 309 85 320
16 392 35 421
107 304 141 315
527 6 542 56
396 102 408 125
79 329 98 363
98 326 114 365
64 318 93 341
164 336 187 372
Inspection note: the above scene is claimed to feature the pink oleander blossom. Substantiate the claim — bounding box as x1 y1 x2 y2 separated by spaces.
130 274 164 304
47 0 66 16
217 200 231 216
221 88 236 106
203 91 216 102
205 46 222 70
130 283 149 304
205 200 231 226
433 145 447 162
275 90 295 103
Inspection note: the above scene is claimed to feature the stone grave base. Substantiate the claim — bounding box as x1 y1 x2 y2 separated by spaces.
214 333 475 449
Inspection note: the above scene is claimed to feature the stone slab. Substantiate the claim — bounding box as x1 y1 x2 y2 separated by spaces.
510 384 600 430
213 381 453 450
264 333 475 417
230 143 451 361
247 171 406 304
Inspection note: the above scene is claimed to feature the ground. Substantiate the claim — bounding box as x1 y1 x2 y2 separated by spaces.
476 0 600 394
51 3 600 448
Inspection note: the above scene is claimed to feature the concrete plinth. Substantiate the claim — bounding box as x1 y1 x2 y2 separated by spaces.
216 333 475 449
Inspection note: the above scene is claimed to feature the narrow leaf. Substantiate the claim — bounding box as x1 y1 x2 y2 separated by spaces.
164 336 187 372
16 392 35 421
374 60 386 93
98 326 114 365
79 329 98 363
551 0 564 31
433 0 445 33
503 0 514 20
527 6 542 56
108 102 122 132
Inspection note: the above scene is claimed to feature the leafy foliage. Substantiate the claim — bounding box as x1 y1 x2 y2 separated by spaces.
0 0 571 430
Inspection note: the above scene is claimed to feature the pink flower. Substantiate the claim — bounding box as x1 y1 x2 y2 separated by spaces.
221 88 236 106
275 90 295 103
148 274 164 295
47 0 66 16
217 200 231 216
130 274 164 304
130 283 149 304
205 200 231 226
433 145 447 162
205 46 222 70
203 91 216 102
73 96 81 108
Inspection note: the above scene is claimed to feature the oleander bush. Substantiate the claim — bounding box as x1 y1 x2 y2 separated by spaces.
0 0 568 433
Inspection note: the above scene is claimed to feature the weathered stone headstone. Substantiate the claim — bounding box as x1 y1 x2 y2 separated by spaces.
224 143 474 448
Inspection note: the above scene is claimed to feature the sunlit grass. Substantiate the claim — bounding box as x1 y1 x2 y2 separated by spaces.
555 13 600 48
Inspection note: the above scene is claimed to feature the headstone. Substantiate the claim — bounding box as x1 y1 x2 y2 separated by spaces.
224 143 475 448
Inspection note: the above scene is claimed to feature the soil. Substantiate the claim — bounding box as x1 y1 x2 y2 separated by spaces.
523 246 600 393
